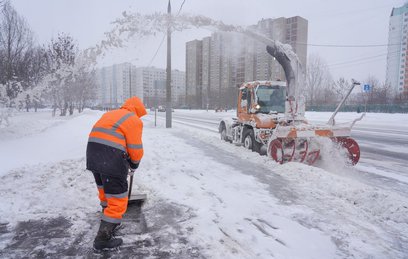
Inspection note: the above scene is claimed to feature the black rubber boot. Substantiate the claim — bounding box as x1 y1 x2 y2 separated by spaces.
93 220 123 250
112 223 124 235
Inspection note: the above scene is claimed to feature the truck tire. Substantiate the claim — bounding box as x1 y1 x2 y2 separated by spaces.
219 123 230 142
243 129 261 153
221 127 228 142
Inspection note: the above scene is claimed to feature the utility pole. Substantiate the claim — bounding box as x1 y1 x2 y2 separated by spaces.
166 0 172 128
155 81 158 127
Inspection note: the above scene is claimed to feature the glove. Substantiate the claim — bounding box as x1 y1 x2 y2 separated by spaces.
128 168 135 176
128 160 139 170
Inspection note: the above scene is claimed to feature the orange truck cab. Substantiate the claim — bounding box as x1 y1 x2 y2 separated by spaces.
219 80 287 154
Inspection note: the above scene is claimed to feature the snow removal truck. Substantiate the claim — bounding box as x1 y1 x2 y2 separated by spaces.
218 31 364 166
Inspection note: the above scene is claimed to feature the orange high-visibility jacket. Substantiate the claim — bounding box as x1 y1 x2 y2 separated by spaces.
87 97 147 175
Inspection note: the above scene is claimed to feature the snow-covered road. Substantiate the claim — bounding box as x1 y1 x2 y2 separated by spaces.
0 109 407 258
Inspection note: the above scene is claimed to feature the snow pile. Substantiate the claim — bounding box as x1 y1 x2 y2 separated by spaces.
0 158 95 223
0 109 98 177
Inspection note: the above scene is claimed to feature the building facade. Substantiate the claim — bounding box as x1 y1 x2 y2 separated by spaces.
186 16 308 109
96 64 185 108
186 40 203 108
96 63 140 108
386 3 408 96
136 67 185 108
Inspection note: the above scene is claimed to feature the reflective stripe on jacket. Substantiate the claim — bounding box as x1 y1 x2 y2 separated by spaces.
88 109 144 164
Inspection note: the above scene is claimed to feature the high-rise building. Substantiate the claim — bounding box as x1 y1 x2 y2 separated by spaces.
386 3 408 96
186 16 308 109
202 37 211 108
186 40 203 107
134 67 185 108
96 63 139 108
96 64 185 108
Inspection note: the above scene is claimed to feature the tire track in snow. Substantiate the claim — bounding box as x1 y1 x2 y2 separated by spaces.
172 128 408 258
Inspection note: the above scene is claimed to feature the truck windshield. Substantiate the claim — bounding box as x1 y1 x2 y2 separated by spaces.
255 85 286 113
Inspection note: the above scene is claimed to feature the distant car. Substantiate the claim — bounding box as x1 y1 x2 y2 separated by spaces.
158 106 165 112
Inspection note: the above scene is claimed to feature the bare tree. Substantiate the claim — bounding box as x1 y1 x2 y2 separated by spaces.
305 53 332 106
74 69 97 113
47 33 76 70
46 33 78 116
333 77 350 101
394 90 408 103
364 75 380 105
320 83 337 104
0 1 34 98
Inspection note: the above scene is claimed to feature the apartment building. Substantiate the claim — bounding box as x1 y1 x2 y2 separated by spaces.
96 64 185 108
186 40 203 108
96 62 139 108
386 3 408 96
133 67 185 108
186 16 308 109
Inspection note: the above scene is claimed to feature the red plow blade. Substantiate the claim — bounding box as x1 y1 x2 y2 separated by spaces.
267 125 360 166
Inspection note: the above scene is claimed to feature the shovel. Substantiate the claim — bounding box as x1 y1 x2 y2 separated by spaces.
127 174 147 207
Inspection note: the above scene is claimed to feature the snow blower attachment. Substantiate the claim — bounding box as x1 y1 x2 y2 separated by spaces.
218 30 364 166
267 78 364 165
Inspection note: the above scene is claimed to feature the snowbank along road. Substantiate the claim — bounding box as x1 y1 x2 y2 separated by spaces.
0 109 407 258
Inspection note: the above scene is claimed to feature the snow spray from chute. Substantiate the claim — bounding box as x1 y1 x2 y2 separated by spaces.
82 12 243 64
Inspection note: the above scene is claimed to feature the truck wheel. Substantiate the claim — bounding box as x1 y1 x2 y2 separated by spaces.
243 129 261 153
220 127 227 142
220 123 231 142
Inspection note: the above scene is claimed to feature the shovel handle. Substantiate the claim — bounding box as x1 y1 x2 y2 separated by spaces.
128 174 134 199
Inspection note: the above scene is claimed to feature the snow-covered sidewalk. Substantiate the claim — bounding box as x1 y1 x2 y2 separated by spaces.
0 110 407 258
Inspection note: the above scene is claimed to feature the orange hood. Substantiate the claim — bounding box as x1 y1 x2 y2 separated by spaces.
121 96 147 118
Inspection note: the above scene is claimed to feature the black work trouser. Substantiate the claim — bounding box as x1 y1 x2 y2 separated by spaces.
93 172 128 224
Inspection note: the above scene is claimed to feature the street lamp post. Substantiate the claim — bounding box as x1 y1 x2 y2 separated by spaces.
166 0 172 128
155 82 158 127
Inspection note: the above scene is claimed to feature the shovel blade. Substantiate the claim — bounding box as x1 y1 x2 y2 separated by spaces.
127 193 147 207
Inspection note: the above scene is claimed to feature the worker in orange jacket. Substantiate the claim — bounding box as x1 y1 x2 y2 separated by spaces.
86 96 146 250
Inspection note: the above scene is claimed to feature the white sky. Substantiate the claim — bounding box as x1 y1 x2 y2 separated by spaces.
10 0 407 82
